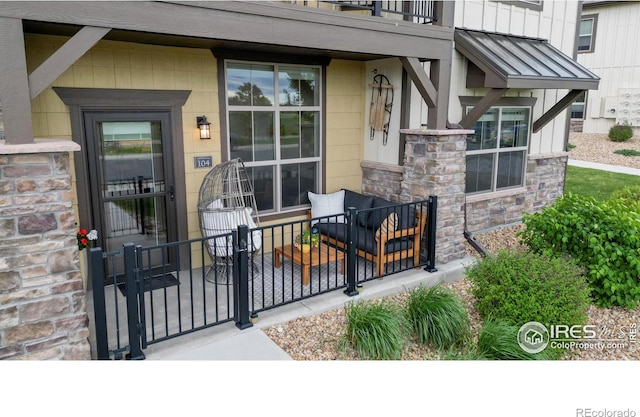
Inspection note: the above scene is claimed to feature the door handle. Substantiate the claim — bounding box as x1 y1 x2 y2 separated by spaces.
169 185 175 202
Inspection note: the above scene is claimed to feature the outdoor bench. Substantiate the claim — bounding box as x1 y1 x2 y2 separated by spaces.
307 189 426 276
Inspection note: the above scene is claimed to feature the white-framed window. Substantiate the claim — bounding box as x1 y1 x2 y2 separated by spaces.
225 61 322 215
465 107 531 194
578 15 597 53
571 91 586 119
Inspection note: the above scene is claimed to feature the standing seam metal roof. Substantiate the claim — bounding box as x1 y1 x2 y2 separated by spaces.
454 28 600 90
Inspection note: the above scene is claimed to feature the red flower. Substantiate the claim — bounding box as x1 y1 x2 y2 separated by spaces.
81 238 88 246
78 228 88 236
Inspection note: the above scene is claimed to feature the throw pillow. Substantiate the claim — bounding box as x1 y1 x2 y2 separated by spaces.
308 190 345 225
375 212 398 238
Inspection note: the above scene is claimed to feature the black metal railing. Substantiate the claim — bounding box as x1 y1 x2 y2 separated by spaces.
89 235 238 360
283 1 438 24
89 196 438 359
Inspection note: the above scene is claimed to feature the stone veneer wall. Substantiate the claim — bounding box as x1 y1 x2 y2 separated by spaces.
362 129 472 264
465 153 568 233
360 161 403 202
0 141 91 360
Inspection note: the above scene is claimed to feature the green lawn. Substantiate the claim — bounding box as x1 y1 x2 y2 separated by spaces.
564 165 640 200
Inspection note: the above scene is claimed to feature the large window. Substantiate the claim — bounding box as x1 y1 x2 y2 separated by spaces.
578 15 597 53
466 107 530 194
226 61 321 214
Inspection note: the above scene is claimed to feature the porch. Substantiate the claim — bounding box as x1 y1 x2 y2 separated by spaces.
87 198 442 360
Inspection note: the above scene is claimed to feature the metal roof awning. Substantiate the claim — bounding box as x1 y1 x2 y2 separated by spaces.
454 28 600 90
454 28 600 132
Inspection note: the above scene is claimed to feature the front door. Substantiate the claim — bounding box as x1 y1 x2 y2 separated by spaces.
84 111 178 275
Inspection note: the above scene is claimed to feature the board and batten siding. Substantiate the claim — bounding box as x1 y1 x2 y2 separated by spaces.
577 2 640 134
442 0 582 155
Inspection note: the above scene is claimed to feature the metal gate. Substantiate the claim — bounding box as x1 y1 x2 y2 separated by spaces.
89 229 247 360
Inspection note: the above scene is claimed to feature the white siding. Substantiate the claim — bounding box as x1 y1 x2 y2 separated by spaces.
442 0 582 155
578 2 640 134
363 59 403 165
371 1 585 165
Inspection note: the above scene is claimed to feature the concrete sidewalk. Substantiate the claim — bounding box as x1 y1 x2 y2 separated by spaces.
568 159 640 176
145 256 476 360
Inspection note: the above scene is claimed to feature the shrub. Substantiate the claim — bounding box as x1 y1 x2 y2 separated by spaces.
476 318 555 360
518 193 640 309
613 149 640 157
341 299 409 360
407 285 471 350
466 249 591 326
608 123 634 142
610 185 640 202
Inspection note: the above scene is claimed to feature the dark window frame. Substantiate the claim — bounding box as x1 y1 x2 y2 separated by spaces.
219 56 327 220
460 96 537 196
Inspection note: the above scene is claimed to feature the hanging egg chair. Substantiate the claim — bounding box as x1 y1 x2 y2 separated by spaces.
197 158 261 284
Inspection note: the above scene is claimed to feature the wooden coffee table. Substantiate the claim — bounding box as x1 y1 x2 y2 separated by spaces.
273 243 345 285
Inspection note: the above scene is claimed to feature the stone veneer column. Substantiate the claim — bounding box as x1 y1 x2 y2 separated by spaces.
399 129 473 264
0 140 91 360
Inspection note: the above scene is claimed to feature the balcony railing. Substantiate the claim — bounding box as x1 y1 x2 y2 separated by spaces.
283 1 438 24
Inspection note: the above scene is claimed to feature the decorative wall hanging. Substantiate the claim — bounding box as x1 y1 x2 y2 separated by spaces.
368 73 394 145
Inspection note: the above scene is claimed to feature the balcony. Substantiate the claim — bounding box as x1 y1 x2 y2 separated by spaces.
281 1 439 24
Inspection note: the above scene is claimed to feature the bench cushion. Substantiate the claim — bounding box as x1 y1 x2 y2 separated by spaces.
316 223 414 256
343 189 374 227
366 197 417 230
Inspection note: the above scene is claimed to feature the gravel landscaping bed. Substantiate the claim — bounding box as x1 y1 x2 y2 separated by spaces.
569 132 640 169
264 133 640 360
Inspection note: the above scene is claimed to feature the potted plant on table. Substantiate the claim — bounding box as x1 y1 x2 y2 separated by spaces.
294 229 320 253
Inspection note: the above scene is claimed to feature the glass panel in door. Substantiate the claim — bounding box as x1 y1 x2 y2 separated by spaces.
98 121 168 252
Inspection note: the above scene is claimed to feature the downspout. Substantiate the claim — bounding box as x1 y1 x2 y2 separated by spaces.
462 197 490 258
464 228 490 258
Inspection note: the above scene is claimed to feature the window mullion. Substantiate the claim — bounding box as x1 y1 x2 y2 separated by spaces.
493 108 503 192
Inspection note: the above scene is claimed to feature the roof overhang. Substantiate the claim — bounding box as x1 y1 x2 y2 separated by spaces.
454 28 600 90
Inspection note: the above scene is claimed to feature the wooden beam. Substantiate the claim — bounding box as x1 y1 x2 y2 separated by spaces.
400 56 437 108
428 58 451 130
533 89 584 133
29 26 111 100
0 17 33 144
459 88 507 129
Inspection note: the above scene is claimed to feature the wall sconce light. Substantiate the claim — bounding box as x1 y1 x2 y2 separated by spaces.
197 115 211 140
